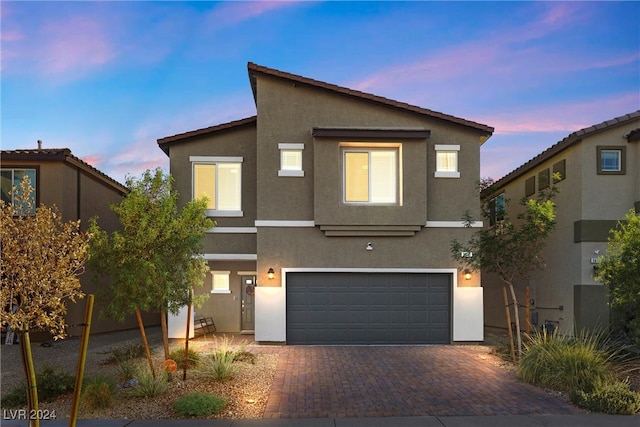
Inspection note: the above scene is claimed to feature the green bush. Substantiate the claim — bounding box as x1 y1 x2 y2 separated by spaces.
169 347 200 369
518 330 619 393
571 379 640 415
173 392 227 417
81 375 117 410
126 365 169 398
0 366 75 408
103 342 150 364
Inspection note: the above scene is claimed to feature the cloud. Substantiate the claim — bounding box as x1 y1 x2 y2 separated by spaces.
205 0 300 29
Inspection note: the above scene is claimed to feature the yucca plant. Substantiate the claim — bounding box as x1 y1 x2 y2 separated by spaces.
126 364 169 397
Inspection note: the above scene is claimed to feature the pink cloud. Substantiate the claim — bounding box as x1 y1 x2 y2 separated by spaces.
206 1 299 28
40 16 115 74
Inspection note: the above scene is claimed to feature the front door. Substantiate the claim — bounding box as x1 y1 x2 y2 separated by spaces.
241 275 255 331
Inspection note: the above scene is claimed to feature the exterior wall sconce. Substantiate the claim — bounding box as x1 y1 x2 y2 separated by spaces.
366 242 374 251
267 268 275 280
464 269 472 280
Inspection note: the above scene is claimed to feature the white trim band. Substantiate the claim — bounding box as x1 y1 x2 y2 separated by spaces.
255 220 315 227
189 156 244 163
208 227 258 234
426 221 483 228
202 254 257 261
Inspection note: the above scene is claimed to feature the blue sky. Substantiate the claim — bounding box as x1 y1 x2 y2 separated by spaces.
2 1 639 184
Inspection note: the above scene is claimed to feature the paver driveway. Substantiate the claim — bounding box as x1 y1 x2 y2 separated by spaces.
262 345 584 418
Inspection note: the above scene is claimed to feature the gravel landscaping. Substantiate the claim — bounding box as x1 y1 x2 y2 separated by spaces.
0 327 279 420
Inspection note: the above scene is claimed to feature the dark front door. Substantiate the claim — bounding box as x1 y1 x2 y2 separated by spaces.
241 275 255 331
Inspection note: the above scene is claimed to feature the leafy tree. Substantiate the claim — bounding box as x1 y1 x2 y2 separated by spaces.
88 168 213 364
594 208 640 346
451 176 559 359
1 176 89 426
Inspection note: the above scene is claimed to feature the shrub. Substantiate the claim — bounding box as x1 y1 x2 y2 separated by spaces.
126 365 168 398
571 379 640 415
173 392 227 417
197 351 237 381
518 329 619 393
169 347 200 369
81 375 117 410
103 342 150 364
0 366 75 408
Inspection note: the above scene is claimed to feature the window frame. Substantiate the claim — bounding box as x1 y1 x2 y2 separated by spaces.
278 143 304 177
190 156 243 217
210 270 231 294
597 146 625 175
488 193 505 227
1 167 37 215
341 143 401 205
434 144 461 178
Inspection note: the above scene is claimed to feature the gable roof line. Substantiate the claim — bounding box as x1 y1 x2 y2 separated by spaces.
1 148 127 194
157 116 258 155
483 110 640 196
247 62 494 138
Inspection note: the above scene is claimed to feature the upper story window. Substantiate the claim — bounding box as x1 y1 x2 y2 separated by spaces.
278 143 304 177
343 146 399 204
1 168 36 215
190 156 242 217
434 145 460 178
488 193 505 227
597 146 625 175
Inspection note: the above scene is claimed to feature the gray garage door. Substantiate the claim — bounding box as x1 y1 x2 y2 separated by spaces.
286 272 451 344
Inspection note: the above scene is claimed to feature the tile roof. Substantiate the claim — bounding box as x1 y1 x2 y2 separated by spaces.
483 110 640 196
157 116 257 155
1 148 126 194
247 62 494 138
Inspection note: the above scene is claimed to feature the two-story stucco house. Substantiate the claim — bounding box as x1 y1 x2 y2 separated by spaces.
1 145 158 336
481 111 640 335
158 63 494 344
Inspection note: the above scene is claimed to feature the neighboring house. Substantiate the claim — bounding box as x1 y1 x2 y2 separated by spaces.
158 62 494 344
1 145 158 337
481 111 640 335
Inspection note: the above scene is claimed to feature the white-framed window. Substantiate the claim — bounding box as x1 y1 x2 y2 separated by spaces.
210 270 231 294
434 145 460 178
190 156 243 217
342 146 399 204
1 168 37 215
278 143 304 177
597 146 625 175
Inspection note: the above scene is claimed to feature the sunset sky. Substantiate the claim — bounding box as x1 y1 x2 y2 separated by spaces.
2 1 639 184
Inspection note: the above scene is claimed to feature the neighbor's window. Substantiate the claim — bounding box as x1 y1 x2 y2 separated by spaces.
434 145 460 178
343 148 398 204
597 146 625 175
489 193 505 227
191 156 242 216
211 271 231 294
1 168 36 215
278 143 304 177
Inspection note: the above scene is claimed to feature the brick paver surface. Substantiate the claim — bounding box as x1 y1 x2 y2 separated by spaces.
262 345 584 418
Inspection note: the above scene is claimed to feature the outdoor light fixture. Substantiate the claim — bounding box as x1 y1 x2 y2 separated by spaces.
267 268 275 280
365 242 374 251
464 269 472 280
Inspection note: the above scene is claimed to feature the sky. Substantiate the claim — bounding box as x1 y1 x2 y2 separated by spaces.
1 1 639 184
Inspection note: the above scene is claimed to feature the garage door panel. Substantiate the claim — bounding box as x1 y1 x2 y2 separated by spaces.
286 272 451 344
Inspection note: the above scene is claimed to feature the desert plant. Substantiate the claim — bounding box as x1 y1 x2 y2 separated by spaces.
0 366 75 408
571 378 640 415
518 329 623 393
232 341 256 364
173 392 227 417
103 342 151 364
126 365 169 397
81 375 118 410
197 351 237 381
169 346 200 369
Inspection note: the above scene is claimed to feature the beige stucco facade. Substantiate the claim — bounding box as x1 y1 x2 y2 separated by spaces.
159 63 493 343
481 111 640 335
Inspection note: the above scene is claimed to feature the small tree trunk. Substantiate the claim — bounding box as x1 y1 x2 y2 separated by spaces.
502 287 516 364
135 307 155 378
160 310 170 361
508 283 522 360
20 331 39 427
183 292 192 381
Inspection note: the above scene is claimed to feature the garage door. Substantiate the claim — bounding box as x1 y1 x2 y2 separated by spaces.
286 272 451 344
